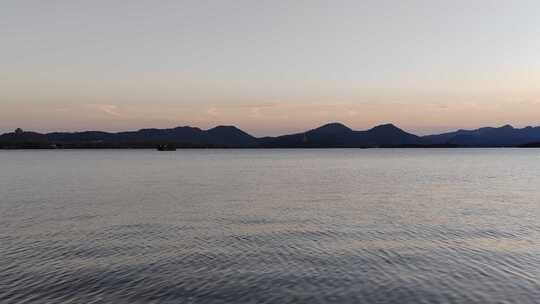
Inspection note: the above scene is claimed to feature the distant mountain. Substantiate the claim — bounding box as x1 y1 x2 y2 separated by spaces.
3 122 540 149
423 125 540 147
0 126 258 148
205 126 257 146
260 122 422 148
519 142 540 148
362 124 422 146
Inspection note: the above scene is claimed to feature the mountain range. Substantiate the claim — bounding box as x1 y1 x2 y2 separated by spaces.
2 123 540 148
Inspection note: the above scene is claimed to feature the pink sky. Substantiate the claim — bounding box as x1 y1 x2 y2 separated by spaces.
2 1 540 136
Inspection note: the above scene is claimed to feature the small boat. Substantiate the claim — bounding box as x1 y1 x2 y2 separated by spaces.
157 144 177 151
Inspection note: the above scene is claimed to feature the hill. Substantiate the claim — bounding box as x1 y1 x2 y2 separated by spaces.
0 126 258 149
423 125 540 147
260 123 422 148
3 122 540 148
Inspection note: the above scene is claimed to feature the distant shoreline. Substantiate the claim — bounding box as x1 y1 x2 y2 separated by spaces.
1 145 538 150
3 122 540 149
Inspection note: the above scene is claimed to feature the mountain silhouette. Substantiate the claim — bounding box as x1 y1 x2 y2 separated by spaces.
260 122 421 147
0 126 257 148
205 126 257 146
312 122 353 133
423 125 540 147
2 122 540 148
361 124 421 146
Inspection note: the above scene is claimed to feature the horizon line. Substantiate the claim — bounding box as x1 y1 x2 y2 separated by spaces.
4 121 539 139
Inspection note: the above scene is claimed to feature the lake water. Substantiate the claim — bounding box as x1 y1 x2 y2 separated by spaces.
1 149 540 303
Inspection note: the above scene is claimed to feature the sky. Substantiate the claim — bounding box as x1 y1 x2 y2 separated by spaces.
1 0 540 136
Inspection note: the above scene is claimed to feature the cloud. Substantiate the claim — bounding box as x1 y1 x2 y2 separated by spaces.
250 107 262 118
347 109 358 117
98 104 122 116
206 107 220 117
86 104 123 117
234 101 283 108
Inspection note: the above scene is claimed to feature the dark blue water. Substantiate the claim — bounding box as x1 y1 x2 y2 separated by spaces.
1 149 540 303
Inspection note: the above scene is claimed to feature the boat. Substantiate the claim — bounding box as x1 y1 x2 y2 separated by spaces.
157 144 177 151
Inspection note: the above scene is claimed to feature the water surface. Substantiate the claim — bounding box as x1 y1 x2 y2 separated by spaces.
1 149 540 303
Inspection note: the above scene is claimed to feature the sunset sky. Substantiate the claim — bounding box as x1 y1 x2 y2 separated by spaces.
2 0 540 136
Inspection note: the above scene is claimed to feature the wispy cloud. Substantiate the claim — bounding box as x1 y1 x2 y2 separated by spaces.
206 107 220 117
250 107 262 118
86 104 123 117
98 104 122 116
53 108 70 113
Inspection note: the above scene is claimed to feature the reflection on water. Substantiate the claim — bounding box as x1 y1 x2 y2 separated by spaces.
1 149 540 303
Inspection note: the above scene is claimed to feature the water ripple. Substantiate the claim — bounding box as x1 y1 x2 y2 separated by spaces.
2 149 540 303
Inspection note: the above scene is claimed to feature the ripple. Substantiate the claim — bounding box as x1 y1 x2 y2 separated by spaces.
2 149 540 303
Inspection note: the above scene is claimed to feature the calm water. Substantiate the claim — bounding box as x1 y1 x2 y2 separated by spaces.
1 149 540 303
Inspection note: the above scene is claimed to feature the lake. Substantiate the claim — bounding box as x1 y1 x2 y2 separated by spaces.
1 149 540 303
